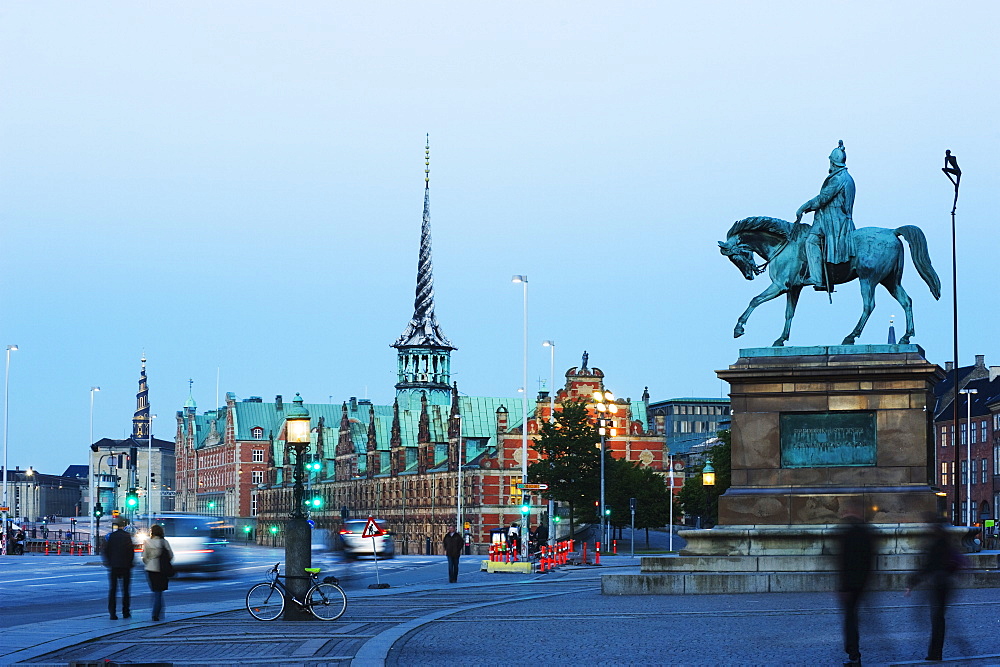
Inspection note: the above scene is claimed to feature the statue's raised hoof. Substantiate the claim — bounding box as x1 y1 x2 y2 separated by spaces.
841 336 856 345
771 340 785 347
734 328 744 339
899 335 911 344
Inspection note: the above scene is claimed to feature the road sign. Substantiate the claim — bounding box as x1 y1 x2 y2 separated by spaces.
112 510 120 517
0 506 8 512
516 483 548 490
361 516 384 538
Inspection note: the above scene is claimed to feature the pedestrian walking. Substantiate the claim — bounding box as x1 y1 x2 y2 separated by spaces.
103 518 135 619
836 514 874 667
443 528 464 583
905 517 964 662
141 524 174 621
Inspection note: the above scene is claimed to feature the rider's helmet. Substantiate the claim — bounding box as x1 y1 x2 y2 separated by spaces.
829 139 847 167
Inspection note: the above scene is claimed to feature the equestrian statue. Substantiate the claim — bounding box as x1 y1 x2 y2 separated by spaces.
718 140 941 347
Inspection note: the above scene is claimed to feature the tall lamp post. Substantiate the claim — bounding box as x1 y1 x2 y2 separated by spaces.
147 414 157 517
2 344 17 555
702 460 716 528
89 386 100 551
453 411 463 533
959 388 977 527
542 340 555 545
283 393 312 620
593 389 619 548
511 275 529 559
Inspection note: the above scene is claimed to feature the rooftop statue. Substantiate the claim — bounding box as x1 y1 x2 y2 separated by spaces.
718 141 941 347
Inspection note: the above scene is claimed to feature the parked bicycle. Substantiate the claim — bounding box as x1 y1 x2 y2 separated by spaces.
246 562 347 621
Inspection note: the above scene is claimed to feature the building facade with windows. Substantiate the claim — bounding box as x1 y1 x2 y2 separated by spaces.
933 355 999 528
175 153 667 549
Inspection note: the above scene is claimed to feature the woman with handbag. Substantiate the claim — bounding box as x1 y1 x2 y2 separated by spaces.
141 524 174 621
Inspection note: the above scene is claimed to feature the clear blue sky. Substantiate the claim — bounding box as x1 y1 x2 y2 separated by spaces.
2 2 997 474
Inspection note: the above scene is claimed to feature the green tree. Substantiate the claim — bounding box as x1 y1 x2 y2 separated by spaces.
528 399 602 535
677 429 731 527
606 458 672 547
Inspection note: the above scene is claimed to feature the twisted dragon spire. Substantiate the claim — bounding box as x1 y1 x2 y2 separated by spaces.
393 135 455 350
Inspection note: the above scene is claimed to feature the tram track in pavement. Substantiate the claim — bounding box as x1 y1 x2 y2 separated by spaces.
25 575 596 666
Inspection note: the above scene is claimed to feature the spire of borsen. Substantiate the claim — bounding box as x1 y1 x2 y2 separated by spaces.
393 135 455 351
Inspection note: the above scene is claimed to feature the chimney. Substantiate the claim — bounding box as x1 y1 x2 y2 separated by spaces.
945 362 954 372
275 395 283 411
350 397 358 411
974 354 986 368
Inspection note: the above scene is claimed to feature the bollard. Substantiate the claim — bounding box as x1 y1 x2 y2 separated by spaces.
613 539 617 555
595 541 601 565
581 541 587 565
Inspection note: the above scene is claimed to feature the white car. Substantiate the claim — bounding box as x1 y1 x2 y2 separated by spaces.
339 519 395 559
134 513 231 572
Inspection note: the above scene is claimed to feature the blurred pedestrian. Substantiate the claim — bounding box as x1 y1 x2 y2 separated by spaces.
836 514 874 666
141 524 174 621
905 518 964 662
13 528 26 555
507 523 520 552
103 518 135 619
443 527 464 583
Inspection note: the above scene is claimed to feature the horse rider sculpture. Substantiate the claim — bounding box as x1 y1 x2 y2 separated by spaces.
796 140 856 291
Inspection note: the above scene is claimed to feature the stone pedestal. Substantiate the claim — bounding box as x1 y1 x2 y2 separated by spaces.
599 346 1000 595
713 344 944 533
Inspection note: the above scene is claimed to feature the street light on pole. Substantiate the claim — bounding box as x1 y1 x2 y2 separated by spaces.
511 275 528 559
283 393 312 620
593 389 619 548
453 410 463 533
702 460 716 528
147 414 157 517
89 386 100 552
2 345 17 555
959 387 977 527
542 340 555 545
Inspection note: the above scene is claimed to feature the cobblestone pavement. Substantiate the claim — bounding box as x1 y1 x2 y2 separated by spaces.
8 559 1000 666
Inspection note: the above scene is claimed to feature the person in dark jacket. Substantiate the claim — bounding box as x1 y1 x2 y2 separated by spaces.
836 515 874 667
103 518 135 619
443 528 464 583
906 519 962 662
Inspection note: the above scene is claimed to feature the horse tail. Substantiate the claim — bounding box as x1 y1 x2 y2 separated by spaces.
895 225 941 300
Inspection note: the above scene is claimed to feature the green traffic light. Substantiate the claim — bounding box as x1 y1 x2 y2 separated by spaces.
125 490 139 508
207 501 216 509
520 505 530 514
243 525 251 533
308 496 323 508
604 508 611 516
269 525 278 534
553 516 561 523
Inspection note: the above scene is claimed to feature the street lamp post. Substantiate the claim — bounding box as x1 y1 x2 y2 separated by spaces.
2 344 18 555
453 411 463 533
593 389 619 548
511 275 529 559
89 386 100 552
959 388 978 527
542 340 556 545
283 393 312 620
702 460 716 528
147 414 157 517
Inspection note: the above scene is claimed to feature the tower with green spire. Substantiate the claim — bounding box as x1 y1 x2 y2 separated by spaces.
392 136 456 408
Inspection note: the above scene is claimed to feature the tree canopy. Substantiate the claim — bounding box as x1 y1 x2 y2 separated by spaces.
527 399 602 535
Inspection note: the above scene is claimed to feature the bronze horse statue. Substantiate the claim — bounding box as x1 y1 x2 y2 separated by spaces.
719 217 941 346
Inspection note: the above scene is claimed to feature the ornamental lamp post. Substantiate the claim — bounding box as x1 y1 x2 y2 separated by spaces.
959 388 977 527
283 393 313 620
593 389 619 548
702 460 716 528
511 275 529 559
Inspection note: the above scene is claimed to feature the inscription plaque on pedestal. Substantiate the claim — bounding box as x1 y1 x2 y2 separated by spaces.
780 411 876 468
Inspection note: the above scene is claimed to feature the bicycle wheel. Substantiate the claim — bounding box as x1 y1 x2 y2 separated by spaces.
246 582 284 620
306 582 347 620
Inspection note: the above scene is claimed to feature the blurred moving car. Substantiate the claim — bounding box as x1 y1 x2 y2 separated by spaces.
134 513 231 572
339 519 395 559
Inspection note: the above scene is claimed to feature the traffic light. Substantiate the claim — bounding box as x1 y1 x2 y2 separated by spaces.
125 489 139 509
553 516 561 524
93 503 104 518
308 495 323 509
207 501 216 510
243 525 252 533
604 506 612 517
269 525 279 534
150 472 156 485
308 460 322 472
520 503 530 515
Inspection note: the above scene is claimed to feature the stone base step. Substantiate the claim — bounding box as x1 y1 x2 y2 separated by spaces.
602 569 1000 595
